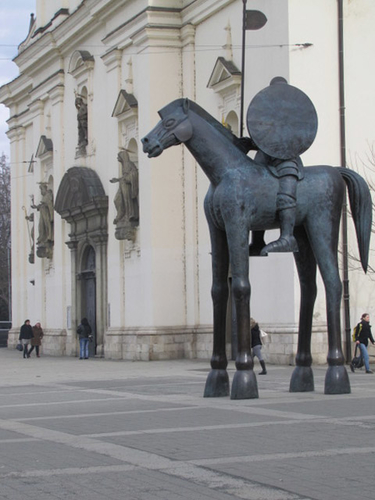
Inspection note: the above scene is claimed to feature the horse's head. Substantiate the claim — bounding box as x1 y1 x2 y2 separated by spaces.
141 98 193 158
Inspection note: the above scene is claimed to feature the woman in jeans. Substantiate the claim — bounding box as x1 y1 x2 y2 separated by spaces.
77 318 92 359
355 313 375 374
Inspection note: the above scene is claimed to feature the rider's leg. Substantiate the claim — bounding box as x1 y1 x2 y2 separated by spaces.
261 175 299 255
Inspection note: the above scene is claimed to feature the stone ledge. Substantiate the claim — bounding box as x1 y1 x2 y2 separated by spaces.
105 326 213 361
6 323 348 365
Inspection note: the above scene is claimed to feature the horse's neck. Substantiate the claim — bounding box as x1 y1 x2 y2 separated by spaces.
185 112 245 185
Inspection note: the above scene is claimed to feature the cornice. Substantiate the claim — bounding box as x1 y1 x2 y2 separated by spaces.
132 26 182 50
28 99 44 114
180 24 196 46
6 125 26 143
182 0 236 26
102 7 182 50
14 32 61 76
29 70 65 101
32 9 69 37
13 1 130 76
101 48 122 71
0 74 33 108
7 110 29 128
48 85 65 105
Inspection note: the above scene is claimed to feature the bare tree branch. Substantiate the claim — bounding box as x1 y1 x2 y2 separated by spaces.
0 153 11 320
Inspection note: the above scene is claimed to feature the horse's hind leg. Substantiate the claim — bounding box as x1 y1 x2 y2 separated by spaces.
308 221 350 394
290 226 316 392
204 224 230 397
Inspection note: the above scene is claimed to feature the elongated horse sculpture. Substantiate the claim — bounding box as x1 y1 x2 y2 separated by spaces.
142 98 372 399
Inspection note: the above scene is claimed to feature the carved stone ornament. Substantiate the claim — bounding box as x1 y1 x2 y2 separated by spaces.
55 167 106 214
54 167 108 245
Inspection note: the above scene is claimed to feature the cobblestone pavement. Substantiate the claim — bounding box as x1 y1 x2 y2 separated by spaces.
0 348 374 500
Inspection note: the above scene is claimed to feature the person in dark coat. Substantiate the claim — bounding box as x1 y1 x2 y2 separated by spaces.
28 322 44 358
77 317 92 359
19 319 34 359
251 317 267 375
353 313 375 374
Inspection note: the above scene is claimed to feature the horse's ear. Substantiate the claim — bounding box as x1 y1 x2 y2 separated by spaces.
183 98 190 114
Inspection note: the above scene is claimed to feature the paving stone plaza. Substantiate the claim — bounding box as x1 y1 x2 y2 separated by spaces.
0 348 374 500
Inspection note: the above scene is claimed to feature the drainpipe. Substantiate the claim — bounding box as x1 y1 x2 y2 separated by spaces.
338 0 351 362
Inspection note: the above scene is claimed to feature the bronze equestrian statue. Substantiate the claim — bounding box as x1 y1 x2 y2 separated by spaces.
141 80 372 399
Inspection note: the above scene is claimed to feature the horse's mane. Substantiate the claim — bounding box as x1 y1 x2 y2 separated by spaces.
187 100 236 142
158 98 253 153
188 100 254 153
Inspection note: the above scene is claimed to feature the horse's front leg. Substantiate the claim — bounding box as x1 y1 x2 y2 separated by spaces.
290 226 317 392
204 223 230 397
227 227 258 400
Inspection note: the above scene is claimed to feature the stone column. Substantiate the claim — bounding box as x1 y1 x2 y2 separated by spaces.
92 235 108 357
66 240 78 356
132 22 186 329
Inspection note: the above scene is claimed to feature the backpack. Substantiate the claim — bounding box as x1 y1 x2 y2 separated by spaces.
351 344 364 370
352 323 362 342
76 324 83 335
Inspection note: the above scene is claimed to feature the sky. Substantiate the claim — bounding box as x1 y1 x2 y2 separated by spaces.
0 0 36 159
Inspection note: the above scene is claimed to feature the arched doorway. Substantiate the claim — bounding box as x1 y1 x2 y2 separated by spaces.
55 167 108 357
81 246 96 357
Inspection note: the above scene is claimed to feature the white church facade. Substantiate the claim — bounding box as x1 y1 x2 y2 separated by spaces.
1 0 374 364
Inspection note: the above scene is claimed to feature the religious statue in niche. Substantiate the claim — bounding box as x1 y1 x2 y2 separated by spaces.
75 95 88 156
110 149 139 241
31 182 54 259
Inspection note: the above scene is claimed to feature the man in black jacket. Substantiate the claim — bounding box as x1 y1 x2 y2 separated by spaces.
19 319 34 359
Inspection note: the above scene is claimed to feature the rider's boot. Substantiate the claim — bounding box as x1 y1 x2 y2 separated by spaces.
260 175 299 255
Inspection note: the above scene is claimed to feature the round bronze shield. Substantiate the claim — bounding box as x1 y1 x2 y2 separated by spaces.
246 81 318 159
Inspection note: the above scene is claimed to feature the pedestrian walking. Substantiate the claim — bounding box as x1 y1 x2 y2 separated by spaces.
251 317 267 375
350 313 375 373
28 322 44 357
352 313 375 374
19 319 34 359
77 318 92 359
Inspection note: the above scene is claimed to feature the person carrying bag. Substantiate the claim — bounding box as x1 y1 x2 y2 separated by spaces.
350 313 375 374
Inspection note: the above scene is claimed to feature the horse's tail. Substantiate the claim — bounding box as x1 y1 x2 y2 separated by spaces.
337 167 372 272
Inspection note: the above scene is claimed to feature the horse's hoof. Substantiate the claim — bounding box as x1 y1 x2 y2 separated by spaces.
204 369 230 397
324 365 351 394
230 370 259 399
289 366 314 392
